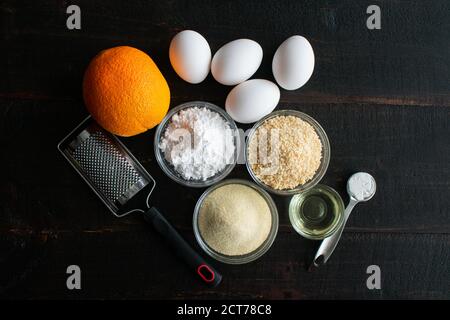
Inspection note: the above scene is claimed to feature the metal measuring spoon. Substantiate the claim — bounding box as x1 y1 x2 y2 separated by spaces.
313 172 376 267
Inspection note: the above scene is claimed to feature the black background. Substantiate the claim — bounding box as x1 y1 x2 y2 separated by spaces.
0 0 449 299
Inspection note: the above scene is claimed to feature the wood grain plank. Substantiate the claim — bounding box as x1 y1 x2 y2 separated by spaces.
1 0 449 300
1 230 448 299
1 99 449 233
0 0 450 106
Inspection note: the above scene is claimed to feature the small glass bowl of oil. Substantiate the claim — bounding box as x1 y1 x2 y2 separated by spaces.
289 184 344 240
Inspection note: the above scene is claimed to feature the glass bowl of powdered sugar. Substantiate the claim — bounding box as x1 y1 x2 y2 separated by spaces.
154 101 239 187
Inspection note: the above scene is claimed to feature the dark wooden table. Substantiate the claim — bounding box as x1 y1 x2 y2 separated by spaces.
1 0 449 300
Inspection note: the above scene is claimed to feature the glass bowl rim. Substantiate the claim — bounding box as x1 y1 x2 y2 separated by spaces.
193 179 279 264
154 101 239 188
245 109 331 195
288 184 345 240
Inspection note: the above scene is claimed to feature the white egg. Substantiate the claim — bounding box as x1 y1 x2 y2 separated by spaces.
169 30 211 84
211 39 263 86
225 79 280 124
272 35 315 90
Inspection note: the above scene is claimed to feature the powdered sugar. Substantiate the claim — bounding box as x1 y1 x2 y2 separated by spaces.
159 107 235 181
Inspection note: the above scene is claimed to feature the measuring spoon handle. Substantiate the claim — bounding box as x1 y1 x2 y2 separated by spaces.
313 199 358 267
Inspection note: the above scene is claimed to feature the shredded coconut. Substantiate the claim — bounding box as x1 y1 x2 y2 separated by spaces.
248 115 323 190
159 107 235 181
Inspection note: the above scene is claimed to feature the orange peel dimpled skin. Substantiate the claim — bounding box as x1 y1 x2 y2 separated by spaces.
83 46 170 137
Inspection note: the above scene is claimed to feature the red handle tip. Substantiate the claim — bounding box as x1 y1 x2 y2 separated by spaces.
197 264 215 283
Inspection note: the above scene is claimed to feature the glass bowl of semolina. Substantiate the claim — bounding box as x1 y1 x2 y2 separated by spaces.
193 179 279 264
245 110 330 196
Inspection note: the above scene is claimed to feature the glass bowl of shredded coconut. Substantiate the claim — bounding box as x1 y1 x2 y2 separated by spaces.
246 110 330 195
155 101 239 187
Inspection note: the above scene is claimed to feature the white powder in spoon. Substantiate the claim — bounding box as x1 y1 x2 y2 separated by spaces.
159 107 235 181
348 172 375 201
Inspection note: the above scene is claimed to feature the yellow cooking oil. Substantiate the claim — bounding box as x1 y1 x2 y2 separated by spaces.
289 185 344 240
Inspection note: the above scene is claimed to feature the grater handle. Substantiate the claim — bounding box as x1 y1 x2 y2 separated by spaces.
143 207 222 287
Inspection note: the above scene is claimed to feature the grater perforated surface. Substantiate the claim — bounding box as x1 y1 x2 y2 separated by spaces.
72 131 141 203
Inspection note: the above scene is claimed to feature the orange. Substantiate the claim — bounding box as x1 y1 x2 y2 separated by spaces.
83 46 170 137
